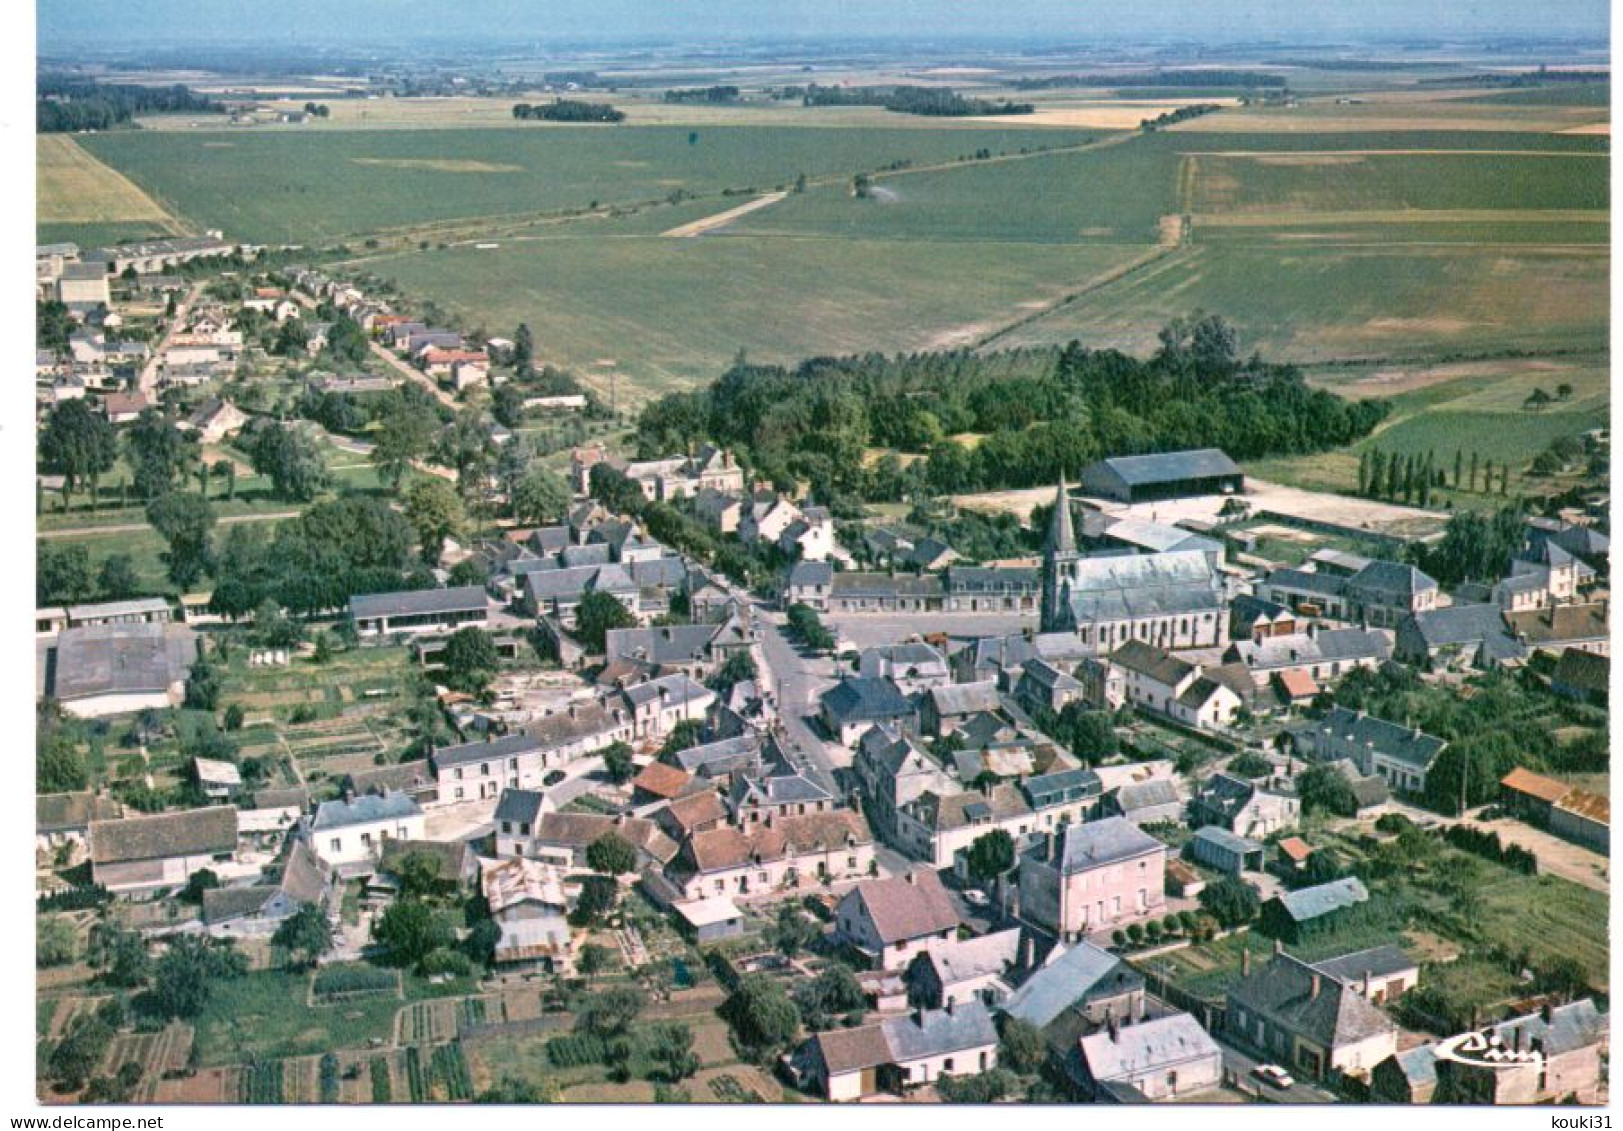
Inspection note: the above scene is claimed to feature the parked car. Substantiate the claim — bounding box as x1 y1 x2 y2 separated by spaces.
1252 1064 1294 1090
962 890 990 909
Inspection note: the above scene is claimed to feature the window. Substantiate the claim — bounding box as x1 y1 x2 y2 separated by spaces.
501 821 511 834
330 838 341 854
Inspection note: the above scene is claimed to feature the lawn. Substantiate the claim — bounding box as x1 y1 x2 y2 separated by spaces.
79 125 1100 244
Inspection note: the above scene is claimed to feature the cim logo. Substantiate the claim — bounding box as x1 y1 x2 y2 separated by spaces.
1437 1028 1544 1069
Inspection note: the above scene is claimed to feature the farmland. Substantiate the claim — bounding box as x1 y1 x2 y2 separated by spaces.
362 229 1150 395
77 125 1100 244
35 134 185 247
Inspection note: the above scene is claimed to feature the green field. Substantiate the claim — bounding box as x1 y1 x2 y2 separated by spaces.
78 125 1099 244
1002 242 1608 360
363 226 1151 394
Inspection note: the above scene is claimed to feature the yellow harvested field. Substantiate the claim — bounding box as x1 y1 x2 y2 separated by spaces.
983 98 1239 129
36 134 183 228
1561 122 1611 135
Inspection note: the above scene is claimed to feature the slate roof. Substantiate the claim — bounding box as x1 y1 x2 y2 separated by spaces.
349 586 486 620
310 791 421 832
1047 818 1165 874
1087 448 1239 487
1022 768 1102 809
1346 560 1438 599
731 770 832 808
1229 952 1395 1049
1079 1013 1220 1082
1310 945 1417 986
1020 658 1083 693
1319 708 1447 770
785 560 834 589
605 624 722 667
928 680 1003 717
1064 550 1224 622
432 732 542 771
1272 876 1369 923
1004 941 1138 1030
673 733 762 777
918 928 1022 987
1113 779 1181 814
91 806 237 864
844 870 961 944
52 622 196 702
881 1000 998 1062
494 788 548 826
830 572 945 599
1229 628 1391 670
1193 825 1261 857
1400 604 1524 661
820 677 913 724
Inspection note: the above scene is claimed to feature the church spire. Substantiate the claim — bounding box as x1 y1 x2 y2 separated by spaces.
1047 472 1076 555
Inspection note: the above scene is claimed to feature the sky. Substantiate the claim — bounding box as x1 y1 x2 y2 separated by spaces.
37 0 1611 49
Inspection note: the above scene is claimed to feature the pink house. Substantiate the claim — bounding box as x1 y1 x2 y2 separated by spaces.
1017 817 1167 942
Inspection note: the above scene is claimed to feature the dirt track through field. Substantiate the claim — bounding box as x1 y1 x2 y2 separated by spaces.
661 191 787 237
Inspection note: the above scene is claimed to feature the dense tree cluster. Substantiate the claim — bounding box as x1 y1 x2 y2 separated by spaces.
635 319 1387 503
37 77 219 133
1140 104 1223 130
663 85 740 103
511 100 626 123
801 84 1034 116
1410 505 1526 586
208 495 427 618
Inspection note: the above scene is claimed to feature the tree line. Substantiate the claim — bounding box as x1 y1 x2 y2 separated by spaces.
634 314 1387 505
1011 70 1287 90
1358 446 1511 506
663 85 740 104
801 84 1033 116
511 100 625 123
37 77 219 133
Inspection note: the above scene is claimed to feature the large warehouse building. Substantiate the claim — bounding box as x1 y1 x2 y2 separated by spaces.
1080 449 1243 503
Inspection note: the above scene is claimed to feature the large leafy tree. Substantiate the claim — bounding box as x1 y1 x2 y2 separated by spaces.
511 466 572 525
124 409 199 500
245 421 331 502
146 491 215 588
402 477 464 563
272 903 333 969
372 899 455 970
965 829 1016 885
586 832 637 876
439 627 500 695
574 589 635 652
146 935 248 1019
370 394 437 488
40 399 117 503
723 976 801 1052
37 543 94 605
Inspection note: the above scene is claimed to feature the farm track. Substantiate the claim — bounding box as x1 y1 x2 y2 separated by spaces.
972 234 1190 351
661 191 787 237
39 510 301 539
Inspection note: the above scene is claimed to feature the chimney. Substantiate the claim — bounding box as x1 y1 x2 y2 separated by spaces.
913 1007 925 1027
1273 938 1284 957
1021 933 1035 971
945 998 955 1016
1106 1010 1119 1043
1310 973 1322 1000
1363 970 1372 997
904 870 917 886
1512 1026 1522 1053
1241 948 1251 977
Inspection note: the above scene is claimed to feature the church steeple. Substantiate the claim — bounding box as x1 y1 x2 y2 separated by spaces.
1046 473 1076 555
1041 473 1075 633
